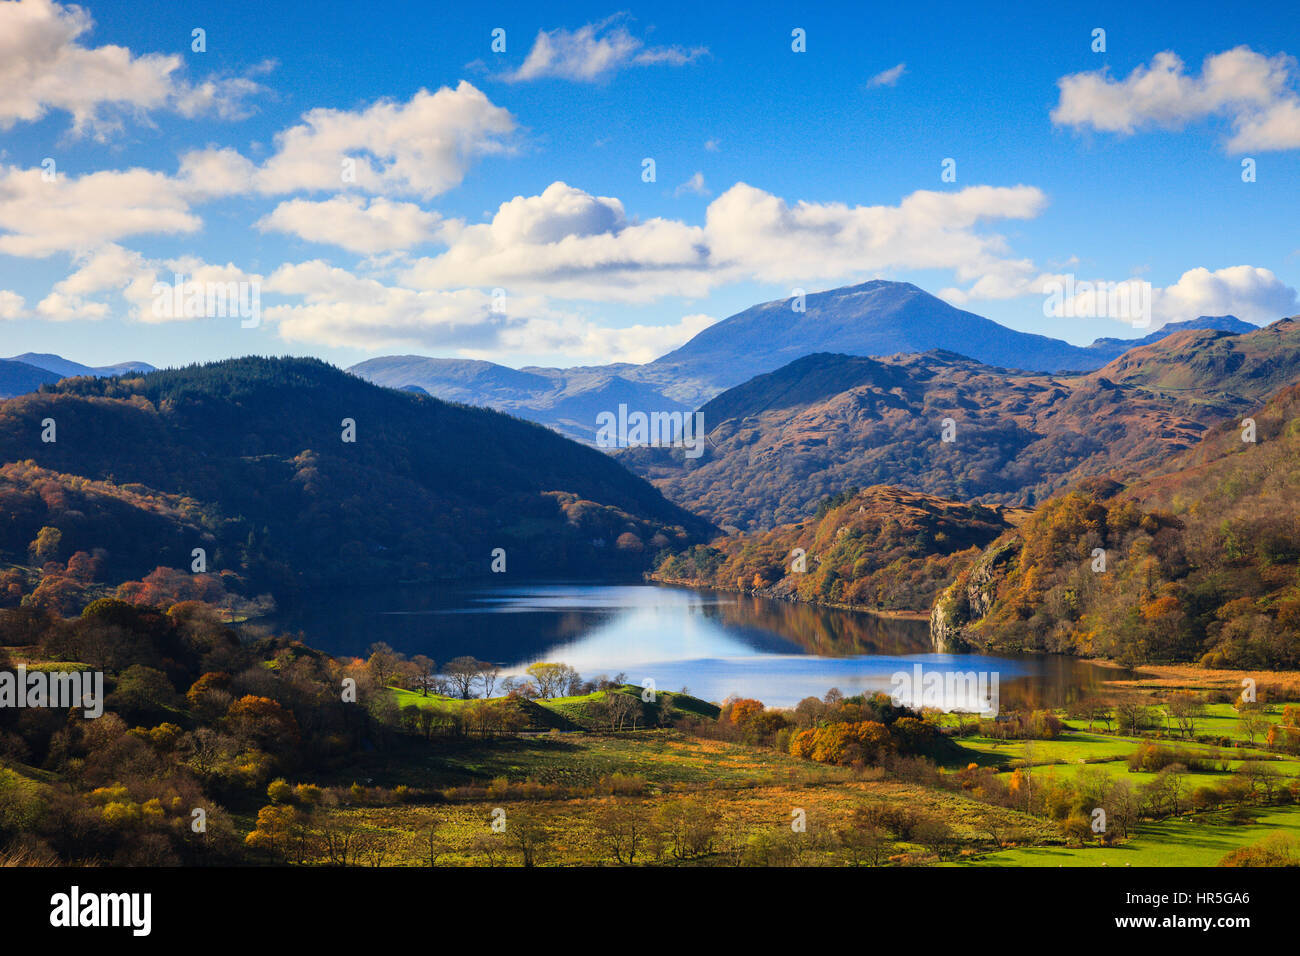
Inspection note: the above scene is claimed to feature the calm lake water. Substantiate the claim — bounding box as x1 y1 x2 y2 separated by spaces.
274 582 1124 709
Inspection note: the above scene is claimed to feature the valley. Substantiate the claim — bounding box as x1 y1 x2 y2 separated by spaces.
3 281 1300 872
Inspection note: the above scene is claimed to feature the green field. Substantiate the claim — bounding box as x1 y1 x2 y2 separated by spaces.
961 806 1300 866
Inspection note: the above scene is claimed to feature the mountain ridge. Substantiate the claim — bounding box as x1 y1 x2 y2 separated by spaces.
348 281 1262 442
3 352 156 378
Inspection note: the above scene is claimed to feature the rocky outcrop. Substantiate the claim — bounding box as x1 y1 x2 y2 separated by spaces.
929 534 1020 652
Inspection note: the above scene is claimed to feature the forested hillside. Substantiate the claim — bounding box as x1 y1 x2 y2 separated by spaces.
0 357 711 610
653 485 1019 613
931 383 1300 668
620 350 1218 530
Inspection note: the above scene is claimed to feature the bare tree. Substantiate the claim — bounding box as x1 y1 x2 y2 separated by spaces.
506 811 550 867
595 802 653 865
1166 691 1205 739
477 662 501 699
444 656 482 699
1240 710 1270 746
605 692 639 731
321 823 358 866
410 655 437 696
421 823 448 866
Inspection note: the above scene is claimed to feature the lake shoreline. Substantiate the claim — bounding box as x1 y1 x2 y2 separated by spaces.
644 572 932 622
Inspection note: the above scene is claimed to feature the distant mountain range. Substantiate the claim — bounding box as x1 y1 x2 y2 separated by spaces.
616 315 1300 530
616 349 1212 529
348 356 695 443
0 352 156 397
348 281 1256 441
0 359 60 398
645 281 1252 385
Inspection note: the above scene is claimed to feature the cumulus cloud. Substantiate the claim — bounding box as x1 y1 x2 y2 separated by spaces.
252 258 711 360
0 165 201 257
252 82 516 197
866 63 906 88
945 263 1297 328
256 196 443 254
128 257 263 324
1052 46 1300 152
0 0 265 138
0 82 515 258
402 181 713 302
24 243 264 325
504 16 706 82
176 147 257 199
0 289 26 319
704 183 1047 283
34 243 146 319
1153 265 1297 323
262 260 531 350
402 180 1047 303
16 222 717 359
562 312 717 364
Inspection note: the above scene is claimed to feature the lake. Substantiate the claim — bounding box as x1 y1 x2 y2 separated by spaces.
274 581 1125 709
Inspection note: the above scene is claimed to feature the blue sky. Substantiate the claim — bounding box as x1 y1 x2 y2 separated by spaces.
1 0 1298 370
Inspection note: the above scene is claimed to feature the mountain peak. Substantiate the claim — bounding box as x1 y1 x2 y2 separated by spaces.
648 279 1098 386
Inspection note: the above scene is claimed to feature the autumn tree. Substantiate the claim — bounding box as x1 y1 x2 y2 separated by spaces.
525 662 576 699
28 526 62 564
366 642 404 689
409 655 437 696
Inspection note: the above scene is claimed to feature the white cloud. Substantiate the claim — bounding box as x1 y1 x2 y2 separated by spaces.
0 0 264 138
673 171 710 197
34 243 146 319
704 182 1047 283
0 83 515 258
940 260 1066 304
176 147 257 199
402 181 713 302
0 165 200 257
1052 46 1300 152
945 263 1298 328
563 312 717 364
126 257 263 324
252 82 516 198
504 16 706 83
866 63 906 88
2 238 271 328
256 195 443 254
402 180 1047 303
1153 265 1297 323
33 289 108 321
262 260 528 350
0 289 26 319
237 257 710 361
172 74 267 121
